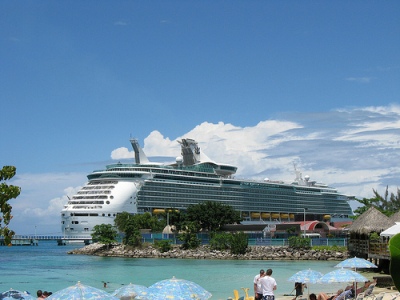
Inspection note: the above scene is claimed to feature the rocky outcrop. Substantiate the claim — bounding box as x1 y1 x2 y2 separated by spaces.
68 243 348 261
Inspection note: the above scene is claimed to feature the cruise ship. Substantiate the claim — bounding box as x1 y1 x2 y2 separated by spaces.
60 138 353 238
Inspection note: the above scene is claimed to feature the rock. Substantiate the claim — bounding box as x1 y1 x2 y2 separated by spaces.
68 243 348 261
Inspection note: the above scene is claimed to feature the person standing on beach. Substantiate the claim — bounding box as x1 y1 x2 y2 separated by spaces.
254 269 265 299
259 268 277 300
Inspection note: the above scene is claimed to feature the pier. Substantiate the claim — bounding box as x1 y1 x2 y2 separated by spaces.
0 235 92 246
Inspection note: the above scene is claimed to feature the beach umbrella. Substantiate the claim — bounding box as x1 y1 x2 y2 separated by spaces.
335 256 377 298
0 289 35 300
288 269 323 284
288 269 323 297
111 283 149 300
335 256 377 272
146 276 212 300
318 268 368 284
46 281 118 300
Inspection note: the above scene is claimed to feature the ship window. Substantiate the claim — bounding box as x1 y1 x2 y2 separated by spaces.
108 214 111 216
102 214 105 216
106 201 110 204
110 196 114 199
84 228 89 231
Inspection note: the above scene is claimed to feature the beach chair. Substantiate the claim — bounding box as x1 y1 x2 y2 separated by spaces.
373 292 385 300
241 287 254 300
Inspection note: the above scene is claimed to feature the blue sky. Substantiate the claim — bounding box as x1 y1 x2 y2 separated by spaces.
1 1 399 235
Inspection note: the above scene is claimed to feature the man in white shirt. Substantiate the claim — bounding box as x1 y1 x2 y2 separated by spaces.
253 269 265 299
259 268 277 300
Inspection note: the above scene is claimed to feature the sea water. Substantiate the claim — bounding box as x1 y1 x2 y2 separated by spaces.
1 241 354 299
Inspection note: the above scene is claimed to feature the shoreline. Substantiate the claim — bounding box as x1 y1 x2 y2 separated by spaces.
69 243 399 299
68 243 349 261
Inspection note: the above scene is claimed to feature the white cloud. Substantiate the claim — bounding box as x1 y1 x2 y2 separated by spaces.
112 105 400 201
7 105 400 235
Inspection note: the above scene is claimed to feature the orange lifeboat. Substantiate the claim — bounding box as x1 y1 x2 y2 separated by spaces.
271 213 280 219
261 213 271 219
251 212 260 219
152 209 165 214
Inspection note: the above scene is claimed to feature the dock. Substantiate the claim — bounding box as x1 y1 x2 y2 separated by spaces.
0 234 92 246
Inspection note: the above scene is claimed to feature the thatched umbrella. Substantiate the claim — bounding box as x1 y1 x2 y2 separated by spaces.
390 211 400 223
348 207 391 234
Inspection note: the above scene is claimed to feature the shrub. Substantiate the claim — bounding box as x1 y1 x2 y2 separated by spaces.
209 232 231 251
154 240 172 252
229 232 248 255
288 236 311 249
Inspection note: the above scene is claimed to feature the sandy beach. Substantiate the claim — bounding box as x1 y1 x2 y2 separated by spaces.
275 271 399 300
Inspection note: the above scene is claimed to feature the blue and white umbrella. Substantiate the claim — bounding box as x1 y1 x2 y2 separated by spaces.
335 257 377 271
47 281 118 300
318 268 368 284
111 283 149 300
288 269 323 284
288 269 323 297
0 289 35 300
147 276 212 300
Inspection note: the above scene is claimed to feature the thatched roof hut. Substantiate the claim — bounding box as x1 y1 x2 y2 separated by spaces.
389 210 400 223
348 206 391 235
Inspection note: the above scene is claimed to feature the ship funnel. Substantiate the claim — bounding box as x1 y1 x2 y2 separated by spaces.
130 138 150 164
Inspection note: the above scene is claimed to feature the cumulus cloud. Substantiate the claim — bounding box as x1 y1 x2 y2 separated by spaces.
110 105 400 202
9 172 86 234
9 105 400 235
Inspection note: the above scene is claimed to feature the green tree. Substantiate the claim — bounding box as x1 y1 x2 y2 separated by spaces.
229 232 248 255
91 224 118 245
114 212 164 246
184 201 241 232
389 233 400 291
115 212 164 232
209 232 231 251
354 187 400 218
288 236 311 249
177 221 201 249
0 166 21 245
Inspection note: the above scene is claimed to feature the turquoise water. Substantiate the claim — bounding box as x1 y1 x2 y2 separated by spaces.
1 241 354 299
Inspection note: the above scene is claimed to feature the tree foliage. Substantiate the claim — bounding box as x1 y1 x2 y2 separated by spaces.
209 231 249 254
0 166 21 245
91 224 118 245
288 236 311 249
114 212 164 246
177 221 201 249
184 201 241 232
229 232 248 255
354 187 400 217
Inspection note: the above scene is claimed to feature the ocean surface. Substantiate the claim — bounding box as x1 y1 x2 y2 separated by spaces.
1 241 362 299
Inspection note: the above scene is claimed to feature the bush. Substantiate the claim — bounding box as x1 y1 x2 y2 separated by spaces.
312 245 347 252
229 232 248 255
209 232 231 251
154 240 172 252
288 236 311 249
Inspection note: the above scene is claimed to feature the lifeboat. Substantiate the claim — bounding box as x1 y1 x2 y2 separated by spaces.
251 212 260 219
261 213 271 219
289 213 295 219
280 213 289 219
152 209 165 214
241 212 249 217
271 213 280 219
323 214 331 220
